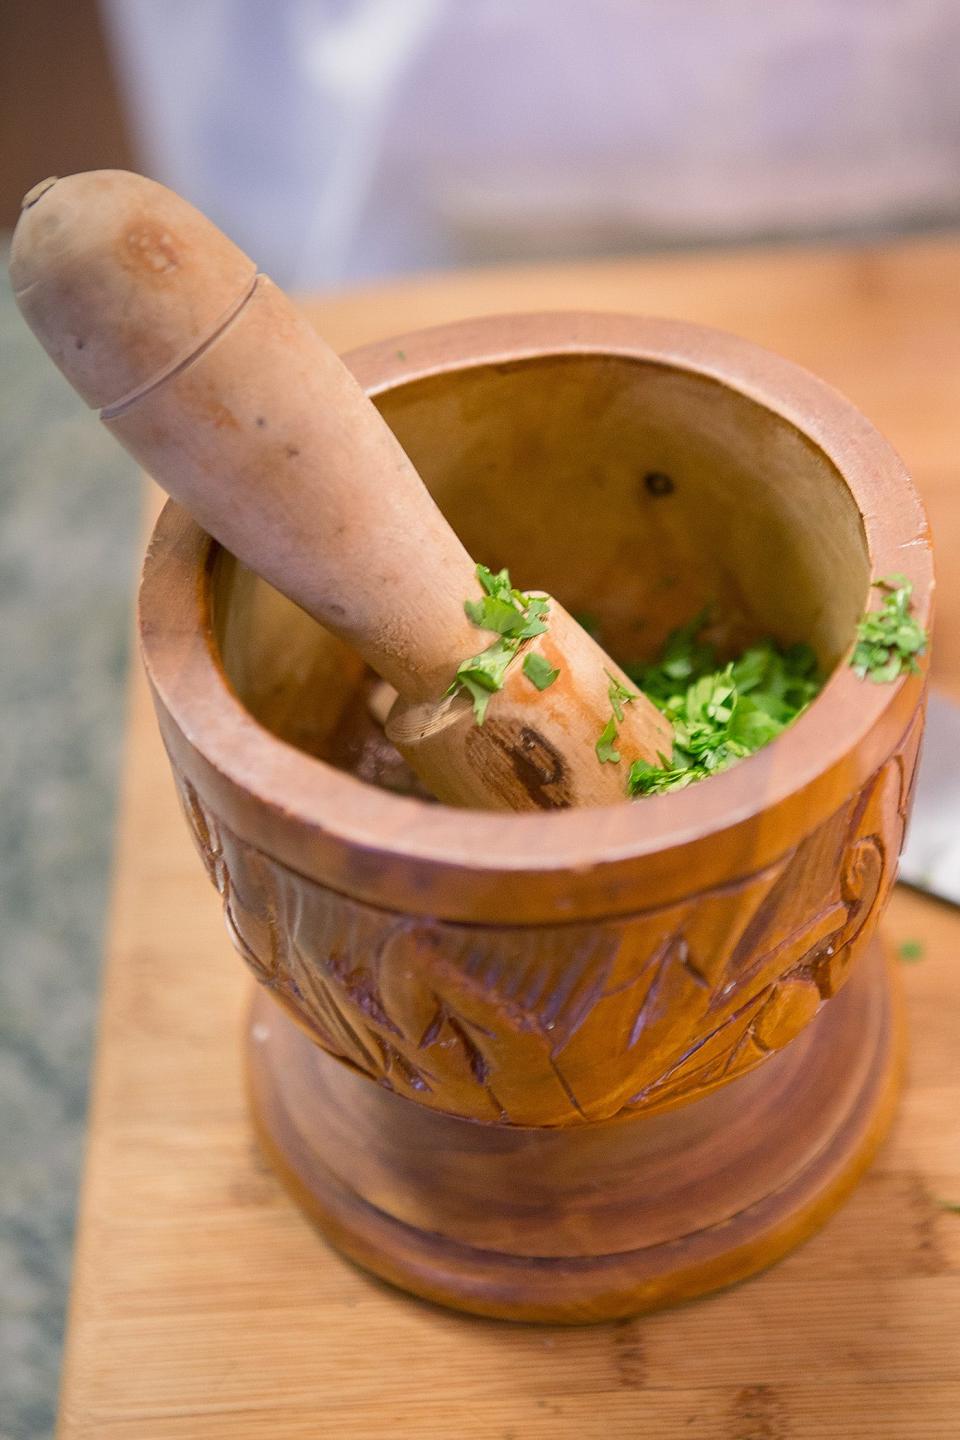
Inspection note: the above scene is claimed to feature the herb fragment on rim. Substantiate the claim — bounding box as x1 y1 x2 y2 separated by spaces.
596 716 621 764
850 574 927 683
523 652 559 691
450 564 551 723
897 938 925 963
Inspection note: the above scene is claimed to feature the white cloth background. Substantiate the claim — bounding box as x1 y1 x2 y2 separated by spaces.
102 0 960 289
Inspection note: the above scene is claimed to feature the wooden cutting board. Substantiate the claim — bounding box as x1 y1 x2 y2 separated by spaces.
58 238 960 1439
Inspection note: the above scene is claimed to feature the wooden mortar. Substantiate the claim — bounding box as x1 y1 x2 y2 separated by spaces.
139 312 933 1323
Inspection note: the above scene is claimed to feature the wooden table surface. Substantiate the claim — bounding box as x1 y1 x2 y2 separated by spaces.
59 238 960 1438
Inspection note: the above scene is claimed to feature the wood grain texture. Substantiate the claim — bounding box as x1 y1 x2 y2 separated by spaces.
173 708 919 1127
60 238 960 1436
244 942 903 1321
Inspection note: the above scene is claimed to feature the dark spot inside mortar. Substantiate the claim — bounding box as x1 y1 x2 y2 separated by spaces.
643 470 675 497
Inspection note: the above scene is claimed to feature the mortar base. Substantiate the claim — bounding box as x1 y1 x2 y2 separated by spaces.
246 937 900 1323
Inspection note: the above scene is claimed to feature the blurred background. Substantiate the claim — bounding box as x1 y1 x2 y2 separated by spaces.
2 2 960 1436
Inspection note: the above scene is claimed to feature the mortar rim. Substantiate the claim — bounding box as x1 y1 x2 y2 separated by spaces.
139 311 932 922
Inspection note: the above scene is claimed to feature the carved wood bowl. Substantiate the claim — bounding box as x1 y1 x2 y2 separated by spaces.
139 314 933 1322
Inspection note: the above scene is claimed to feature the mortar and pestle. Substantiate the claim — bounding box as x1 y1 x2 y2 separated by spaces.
12 172 933 1321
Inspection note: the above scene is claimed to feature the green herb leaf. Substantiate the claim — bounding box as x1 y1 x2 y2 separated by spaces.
451 564 553 723
628 756 698 795
455 674 495 725
625 607 716 702
850 576 927 683
596 716 621 765
939 1199 960 1214
625 614 823 798
897 938 925 963
523 653 559 691
462 640 517 689
515 595 550 638
464 595 527 634
476 564 514 600
606 670 638 723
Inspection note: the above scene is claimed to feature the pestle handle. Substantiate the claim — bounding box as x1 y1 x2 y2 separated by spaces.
10 171 481 702
11 169 675 810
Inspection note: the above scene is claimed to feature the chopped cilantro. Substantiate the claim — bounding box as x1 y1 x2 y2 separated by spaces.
593 670 640 764
476 564 518 601
606 670 638 723
523 652 559 691
450 565 551 723
850 574 927 683
628 755 699 793
625 619 821 797
464 594 528 634
897 938 925 963
452 642 516 724
939 1200 960 1214
596 716 621 764
517 596 550 638
466 567 548 634
626 608 721 707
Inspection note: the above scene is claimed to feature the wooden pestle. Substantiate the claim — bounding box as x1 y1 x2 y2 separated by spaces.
10 170 672 810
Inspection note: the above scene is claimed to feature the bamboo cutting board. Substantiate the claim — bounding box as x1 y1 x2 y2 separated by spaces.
58 238 960 1439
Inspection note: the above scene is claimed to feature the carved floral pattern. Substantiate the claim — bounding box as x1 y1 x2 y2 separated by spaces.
172 709 921 1127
